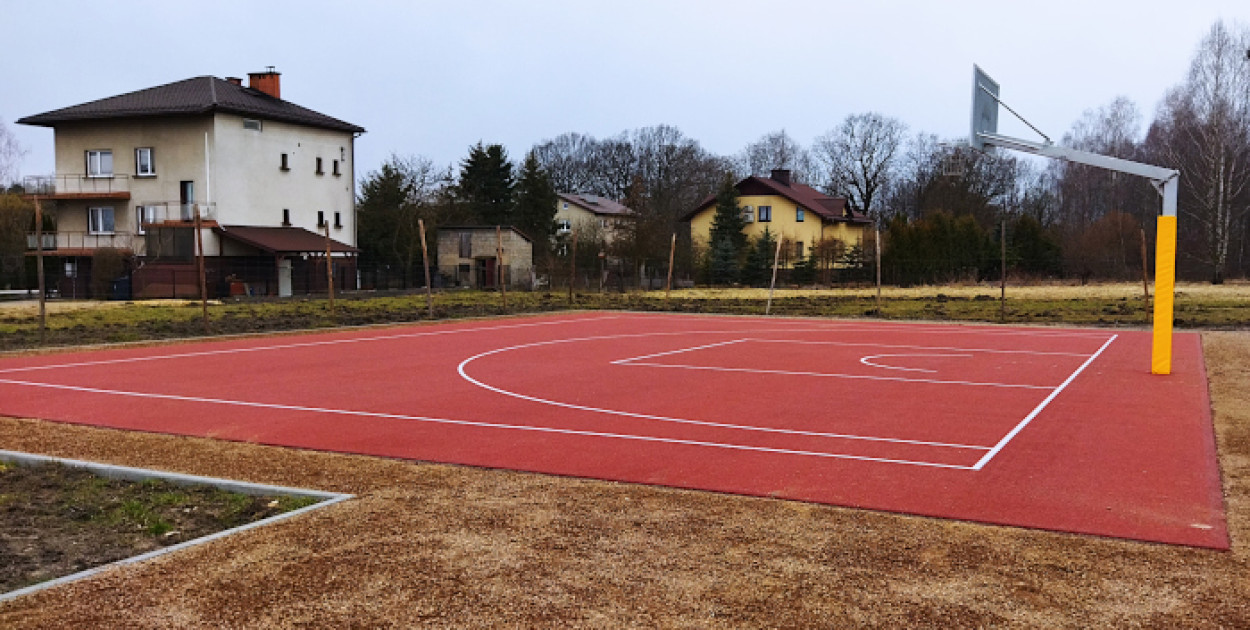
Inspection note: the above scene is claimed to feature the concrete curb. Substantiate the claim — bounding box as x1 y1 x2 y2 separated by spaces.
0 450 354 603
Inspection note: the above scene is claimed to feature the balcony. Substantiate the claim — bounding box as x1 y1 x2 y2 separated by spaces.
26 231 142 255
136 201 217 225
23 174 131 200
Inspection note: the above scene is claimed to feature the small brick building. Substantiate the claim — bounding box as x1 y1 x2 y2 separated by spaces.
436 226 533 289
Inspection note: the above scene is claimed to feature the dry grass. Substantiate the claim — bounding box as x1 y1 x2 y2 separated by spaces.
0 331 1247 627
664 280 1250 301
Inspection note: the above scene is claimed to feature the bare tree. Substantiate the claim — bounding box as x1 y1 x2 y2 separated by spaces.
0 118 27 188
1148 20 1250 283
737 130 814 182
813 113 907 220
1053 97 1157 279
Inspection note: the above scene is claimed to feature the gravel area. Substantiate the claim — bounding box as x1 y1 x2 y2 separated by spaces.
0 331 1245 627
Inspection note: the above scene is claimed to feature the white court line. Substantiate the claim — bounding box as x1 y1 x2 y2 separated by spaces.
0 378 976 470
971 334 1119 470
624 313 1118 339
610 339 749 364
0 315 622 375
859 353 973 373
747 339 1094 357
620 361 1054 390
456 331 992 451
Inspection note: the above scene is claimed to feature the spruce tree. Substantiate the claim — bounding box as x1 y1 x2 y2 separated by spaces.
709 237 739 285
708 174 747 255
741 228 776 286
456 142 515 225
513 151 559 251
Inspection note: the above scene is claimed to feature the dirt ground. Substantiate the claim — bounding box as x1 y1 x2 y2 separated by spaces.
0 331 1245 627
0 463 318 593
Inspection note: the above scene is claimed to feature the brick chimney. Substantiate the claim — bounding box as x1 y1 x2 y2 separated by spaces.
248 67 281 99
225 77 243 86
770 169 792 187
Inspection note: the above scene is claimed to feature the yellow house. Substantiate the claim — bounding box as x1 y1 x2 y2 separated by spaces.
684 169 871 264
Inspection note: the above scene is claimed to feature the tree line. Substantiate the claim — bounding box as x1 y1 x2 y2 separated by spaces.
350 19 1250 287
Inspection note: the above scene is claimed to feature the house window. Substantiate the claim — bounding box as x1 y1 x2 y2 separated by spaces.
332 160 340 176
282 209 291 226
135 205 157 234
741 207 755 223
459 233 472 258
795 241 805 259
317 211 326 228
315 158 324 175
557 219 572 234
89 207 115 234
243 118 262 131
758 205 772 222
280 153 290 171
86 150 113 178
334 212 342 229
135 148 155 177
796 207 805 222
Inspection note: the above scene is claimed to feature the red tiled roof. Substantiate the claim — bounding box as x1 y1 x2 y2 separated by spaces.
18 76 364 133
214 226 357 254
682 176 871 224
557 193 636 217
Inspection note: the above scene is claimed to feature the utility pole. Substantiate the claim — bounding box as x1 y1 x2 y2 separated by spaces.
418 218 433 318
34 196 46 345
194 204 209 334
324 222 335 313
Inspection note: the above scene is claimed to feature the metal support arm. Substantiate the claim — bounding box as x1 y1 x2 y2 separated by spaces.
979 133 1178 213
978 130 1180 374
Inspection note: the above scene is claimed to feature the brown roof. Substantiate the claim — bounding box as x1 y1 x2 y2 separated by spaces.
214 226 358 254
682 176 871 224
18 76 364 133
557 193 635 217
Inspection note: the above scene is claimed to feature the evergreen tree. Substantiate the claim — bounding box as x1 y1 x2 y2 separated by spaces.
513 150 558 251
708 174 747 255
456 142 515 225
741 228 777 286
356 160 413 268
709 237 739 285
791 251 817 284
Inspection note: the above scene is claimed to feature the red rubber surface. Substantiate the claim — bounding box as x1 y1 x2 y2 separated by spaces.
0 312 1228 548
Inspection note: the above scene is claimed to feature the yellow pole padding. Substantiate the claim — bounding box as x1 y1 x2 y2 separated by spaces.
1151 215 1177 375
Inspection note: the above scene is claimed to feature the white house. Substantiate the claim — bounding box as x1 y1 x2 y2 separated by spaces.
555 193 634 245
18 68 364 298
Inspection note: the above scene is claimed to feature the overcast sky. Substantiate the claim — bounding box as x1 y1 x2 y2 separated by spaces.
2 0 1245 186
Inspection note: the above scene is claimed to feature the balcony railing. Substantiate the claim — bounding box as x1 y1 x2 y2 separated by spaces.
26 231 142 253
136 201 217 224
23 174 131 197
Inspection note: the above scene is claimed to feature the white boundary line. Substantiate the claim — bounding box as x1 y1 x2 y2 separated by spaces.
0 378 977 470
456 331 993 452
748 338 1093 357
610 338 750 364
627 313 1119 339
617 361 1053 390
970 334 1119 470
0 315 622 375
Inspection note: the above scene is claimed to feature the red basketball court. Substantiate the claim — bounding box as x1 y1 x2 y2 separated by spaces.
0 312 1227 548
